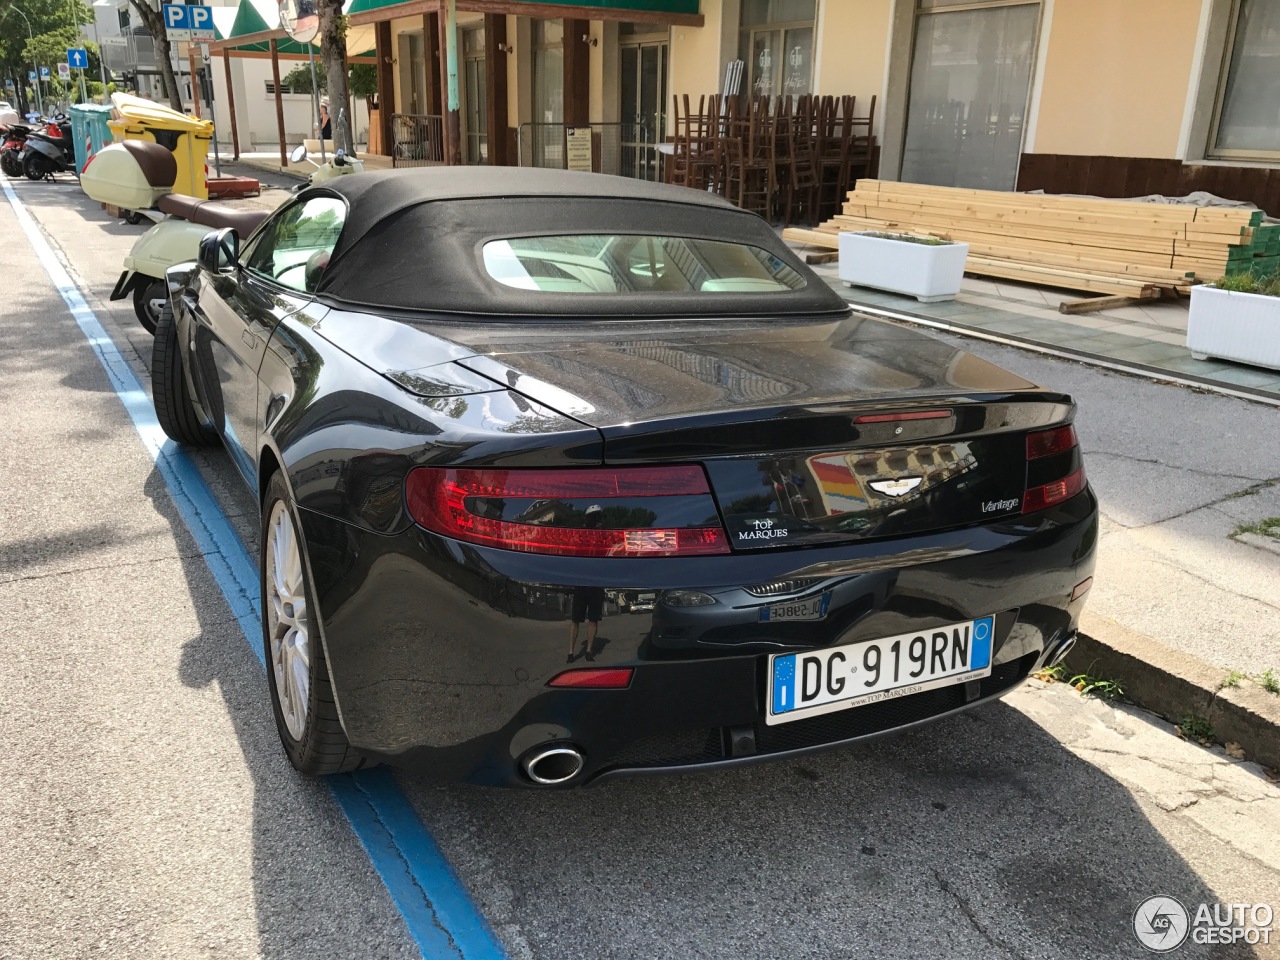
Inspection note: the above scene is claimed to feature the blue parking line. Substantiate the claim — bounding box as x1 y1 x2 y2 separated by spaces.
3 178 507 960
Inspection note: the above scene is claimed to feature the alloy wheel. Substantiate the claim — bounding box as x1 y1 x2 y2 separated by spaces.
266 500 311 740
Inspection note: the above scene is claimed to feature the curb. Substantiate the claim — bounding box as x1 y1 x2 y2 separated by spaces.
1066 612 1280 772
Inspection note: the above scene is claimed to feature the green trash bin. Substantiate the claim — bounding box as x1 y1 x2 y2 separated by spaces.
70 103 115 175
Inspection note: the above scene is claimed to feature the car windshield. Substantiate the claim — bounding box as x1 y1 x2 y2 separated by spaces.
482 235 807 295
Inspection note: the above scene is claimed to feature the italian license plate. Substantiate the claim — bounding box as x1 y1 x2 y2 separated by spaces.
759 593 831 622
766 616 995 725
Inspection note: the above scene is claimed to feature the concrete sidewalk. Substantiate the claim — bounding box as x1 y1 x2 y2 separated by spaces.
792 248 1280 404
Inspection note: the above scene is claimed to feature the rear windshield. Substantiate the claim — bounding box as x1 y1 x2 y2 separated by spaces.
482 235 807 295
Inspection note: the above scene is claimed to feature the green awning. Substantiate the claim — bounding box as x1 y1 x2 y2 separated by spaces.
346 0 698 17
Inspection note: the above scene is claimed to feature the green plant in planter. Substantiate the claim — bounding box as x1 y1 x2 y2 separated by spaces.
860 231 950 246
1213 271 1280 296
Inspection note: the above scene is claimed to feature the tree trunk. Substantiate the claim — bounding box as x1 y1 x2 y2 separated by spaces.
128 0 185 112
317 0 352 154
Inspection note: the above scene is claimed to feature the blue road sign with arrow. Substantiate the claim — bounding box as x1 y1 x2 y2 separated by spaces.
66 47 88 70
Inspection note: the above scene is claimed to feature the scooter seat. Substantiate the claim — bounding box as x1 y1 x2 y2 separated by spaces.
157 194 270 235
119 140 177 188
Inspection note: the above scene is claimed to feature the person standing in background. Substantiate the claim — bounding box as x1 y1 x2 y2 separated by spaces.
319 96 332 141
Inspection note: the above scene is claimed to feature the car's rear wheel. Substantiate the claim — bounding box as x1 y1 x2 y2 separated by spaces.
133 279 164 334
261 472 366 775
151 301 217 446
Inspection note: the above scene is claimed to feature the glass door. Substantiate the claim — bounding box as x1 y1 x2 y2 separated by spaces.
899 0 1040 190
532 19 564 167
462 26 487 164
620 37 667 180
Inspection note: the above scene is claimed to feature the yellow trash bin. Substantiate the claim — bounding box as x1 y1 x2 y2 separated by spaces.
108 93 213 200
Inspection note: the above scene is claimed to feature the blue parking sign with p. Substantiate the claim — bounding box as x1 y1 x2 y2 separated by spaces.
28 71 37 82
39 66 50 79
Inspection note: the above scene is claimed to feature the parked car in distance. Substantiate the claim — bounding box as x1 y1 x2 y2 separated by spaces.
153 167 1097 787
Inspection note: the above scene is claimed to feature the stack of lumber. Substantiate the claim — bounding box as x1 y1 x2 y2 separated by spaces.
784 180 1280 298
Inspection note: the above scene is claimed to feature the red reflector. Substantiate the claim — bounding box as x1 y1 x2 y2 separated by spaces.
1022 468 1087 514
854 409 951 424
1071 577 1093 602
1026 425 1078 460
404 466 731 557
548 668 634 689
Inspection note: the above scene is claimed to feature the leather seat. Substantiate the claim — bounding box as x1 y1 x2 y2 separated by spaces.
157 193 270 235
119 140 177 188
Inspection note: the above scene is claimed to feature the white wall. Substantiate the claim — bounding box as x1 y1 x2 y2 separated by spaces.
210 55 372 153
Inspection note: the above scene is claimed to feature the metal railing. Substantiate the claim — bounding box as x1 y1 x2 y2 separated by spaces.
391 113 444 167
517 122 657 181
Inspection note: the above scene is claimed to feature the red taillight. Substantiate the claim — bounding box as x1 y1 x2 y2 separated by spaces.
1022 468 1086 514
547 668 634 689
854 409 951 424
404 465 730 557
1026 425 1077 460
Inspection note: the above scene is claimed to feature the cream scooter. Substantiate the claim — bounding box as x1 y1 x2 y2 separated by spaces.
81 139 362 334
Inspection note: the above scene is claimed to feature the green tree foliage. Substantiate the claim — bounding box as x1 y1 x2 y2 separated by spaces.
282 61 376 103
0 0 94 109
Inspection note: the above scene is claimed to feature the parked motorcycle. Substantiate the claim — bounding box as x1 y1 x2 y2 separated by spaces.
22 115 75 181
290 142 363 190
0 111 29 178
82 139 268 331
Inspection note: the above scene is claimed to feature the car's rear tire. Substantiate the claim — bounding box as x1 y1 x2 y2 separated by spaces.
133 279 164 334
151 301 217 446
261 471 367 775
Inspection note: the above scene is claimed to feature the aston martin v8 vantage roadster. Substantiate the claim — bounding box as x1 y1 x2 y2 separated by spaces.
153 167 1097 787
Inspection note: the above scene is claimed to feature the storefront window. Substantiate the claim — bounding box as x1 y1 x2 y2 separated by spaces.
532 20 564 166
900 0 1039 190
1211 0 1280 159
740 0 816 98
462 26 487 164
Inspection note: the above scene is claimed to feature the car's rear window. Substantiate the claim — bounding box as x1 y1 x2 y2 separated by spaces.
482 235 807 295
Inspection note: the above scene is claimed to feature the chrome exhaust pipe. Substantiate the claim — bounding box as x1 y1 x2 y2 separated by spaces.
1049 633 1077 667
522 745 585 786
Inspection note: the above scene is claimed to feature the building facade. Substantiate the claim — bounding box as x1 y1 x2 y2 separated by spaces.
210 0 1280 212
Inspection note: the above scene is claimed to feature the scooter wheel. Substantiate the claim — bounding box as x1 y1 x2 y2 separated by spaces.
133 279 166 335
124 210 143 225
22 151 49 181
0 151 20 178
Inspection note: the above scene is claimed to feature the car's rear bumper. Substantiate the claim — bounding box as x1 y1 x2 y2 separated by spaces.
299 488 1098 786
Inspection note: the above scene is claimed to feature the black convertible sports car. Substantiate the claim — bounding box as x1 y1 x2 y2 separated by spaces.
154 167 1097 787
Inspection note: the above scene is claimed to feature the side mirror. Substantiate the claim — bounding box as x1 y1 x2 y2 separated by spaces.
198 228 240 273
289 144 308 164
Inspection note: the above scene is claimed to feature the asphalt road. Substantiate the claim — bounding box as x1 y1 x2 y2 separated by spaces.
2 173 1278 960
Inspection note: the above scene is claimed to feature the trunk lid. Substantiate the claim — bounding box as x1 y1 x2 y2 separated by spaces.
442 314 1074 548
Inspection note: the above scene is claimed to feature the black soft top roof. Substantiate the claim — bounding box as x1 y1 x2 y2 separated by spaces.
307 167 849 319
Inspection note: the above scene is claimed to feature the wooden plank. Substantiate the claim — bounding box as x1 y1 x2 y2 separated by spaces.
782 227 841 249
842 201 1192 243
857 187 1204 225
829 214 1179 260
1058 294 1159 315
855 179 1208 219
964 258 1161 296
804 252 839 264
846 198 1196 239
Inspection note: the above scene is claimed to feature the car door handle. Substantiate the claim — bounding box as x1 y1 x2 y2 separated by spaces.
241 330 260 351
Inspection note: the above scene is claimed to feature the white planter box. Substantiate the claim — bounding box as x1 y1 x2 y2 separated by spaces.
838 231 970 303
1187 285 1280 372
